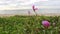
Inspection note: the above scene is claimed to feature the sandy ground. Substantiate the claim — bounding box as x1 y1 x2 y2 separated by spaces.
0 13 60 17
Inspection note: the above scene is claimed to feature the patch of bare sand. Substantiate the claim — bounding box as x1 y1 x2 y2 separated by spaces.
0 13 60 17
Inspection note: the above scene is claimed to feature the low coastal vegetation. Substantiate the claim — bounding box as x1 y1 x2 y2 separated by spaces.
0 15 60 34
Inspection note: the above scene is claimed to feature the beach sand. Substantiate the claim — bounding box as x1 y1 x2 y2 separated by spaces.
0 13 60 17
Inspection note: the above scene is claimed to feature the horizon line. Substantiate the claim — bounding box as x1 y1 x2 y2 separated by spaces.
0 6 60 10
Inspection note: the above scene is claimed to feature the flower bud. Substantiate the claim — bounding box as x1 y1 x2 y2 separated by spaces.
42 20 50 29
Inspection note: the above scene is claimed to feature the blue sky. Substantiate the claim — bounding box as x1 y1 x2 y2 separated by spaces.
0 0 60 10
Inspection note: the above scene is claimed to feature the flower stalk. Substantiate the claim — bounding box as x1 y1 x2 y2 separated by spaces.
42 20 50 34
32 5 38 16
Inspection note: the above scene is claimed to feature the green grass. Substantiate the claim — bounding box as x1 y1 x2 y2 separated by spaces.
0 15 60 34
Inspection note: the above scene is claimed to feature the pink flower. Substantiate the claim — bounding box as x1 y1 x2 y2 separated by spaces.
28 11 30 15
42 20 50 29
32 5 38 11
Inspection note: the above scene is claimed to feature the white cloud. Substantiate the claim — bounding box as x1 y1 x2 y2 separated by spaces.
0 0 48 6
0 0 60 10
0 0 43 10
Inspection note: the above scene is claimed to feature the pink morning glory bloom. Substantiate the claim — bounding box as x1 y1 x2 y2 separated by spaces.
42 20 50 28
32 5 38 11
